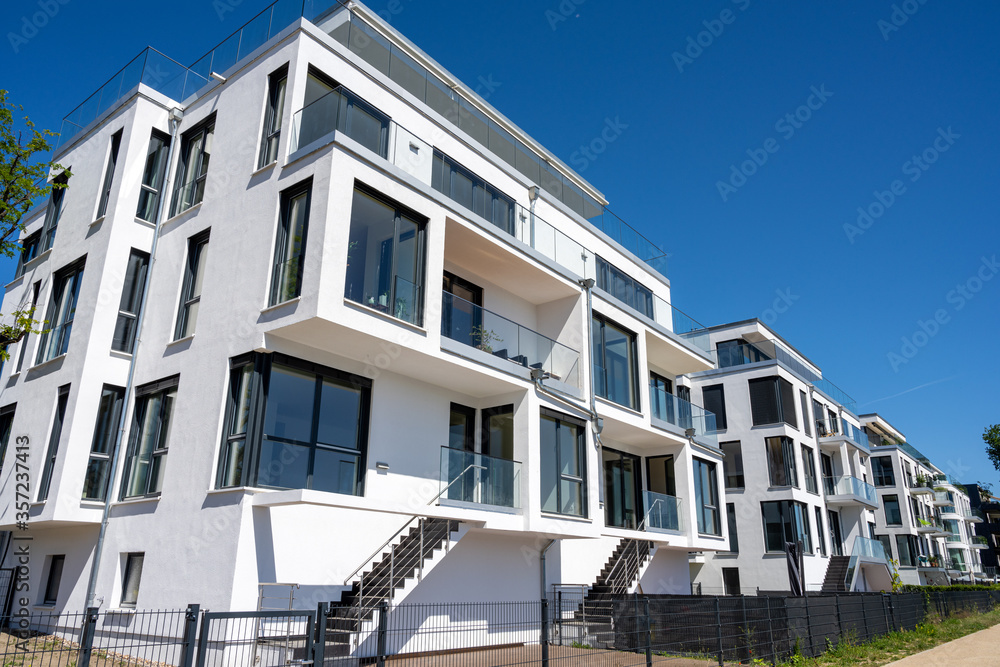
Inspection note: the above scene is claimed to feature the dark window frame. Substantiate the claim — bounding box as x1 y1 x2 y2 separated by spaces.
120 553 144 608
766 435 798 488
42 555 65 606
726 502 739 553
592 313 639 411
802 444 818 494
594 255 653 319
431 150 515 235
693 457 720 536
36 257 86 365
15 230 42 278
702 384 727 431
174 229 210 340
884 494 903 526
539 408 588 518
270 180 312 306
38 385 70 501
871 456 896 487
170 115 215 216
720 440 744 490
112 250 150 353
96 130 123 219
41 173 68 251
120 376 180 500
0 403 16 477
136 130 171 222
258 64 289 168
748 376 797 428
83 385 125 501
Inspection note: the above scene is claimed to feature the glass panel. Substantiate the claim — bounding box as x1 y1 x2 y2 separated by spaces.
317 380 361 450
560 479 582 516
313 448 359 495
257 440 310 489
347 101 385 155
220 438 245 488
121 555 143 606
539 416 558 513
228 366 253 437
82 459 110 501
558 421 580 476
345 189 396 309
389 48 427 100
126 393 162 498
264 365 315 442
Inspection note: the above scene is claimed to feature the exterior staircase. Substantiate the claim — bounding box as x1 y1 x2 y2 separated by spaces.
821 555 852 592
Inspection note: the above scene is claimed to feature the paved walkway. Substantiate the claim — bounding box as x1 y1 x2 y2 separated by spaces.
883 622 1000 665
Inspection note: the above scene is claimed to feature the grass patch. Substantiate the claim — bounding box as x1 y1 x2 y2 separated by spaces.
776 607 1000 666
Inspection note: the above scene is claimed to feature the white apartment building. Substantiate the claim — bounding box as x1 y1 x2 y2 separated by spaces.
682 320 892 595
0 1 728 614
863 414 986 584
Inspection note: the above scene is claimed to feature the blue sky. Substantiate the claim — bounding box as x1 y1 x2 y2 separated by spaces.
2 0 998 485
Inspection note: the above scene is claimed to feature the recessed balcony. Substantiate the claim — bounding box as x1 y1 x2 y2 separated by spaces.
438 446 521 511
965 509 985 524
917 518 944 534
817 419 870 452
642 490 682 533
823 475 878 509
649 382 718 449
971 536 990 549
931 491 953 507
290 85 390 158
909 480 936 496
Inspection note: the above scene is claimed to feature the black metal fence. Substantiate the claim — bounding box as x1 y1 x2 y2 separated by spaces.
0 590 997 666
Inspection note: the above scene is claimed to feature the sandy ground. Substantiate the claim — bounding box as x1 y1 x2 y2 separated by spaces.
882 622 1000 666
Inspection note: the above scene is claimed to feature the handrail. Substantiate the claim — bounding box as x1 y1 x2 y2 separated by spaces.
638 498 663 532
342 463 484 586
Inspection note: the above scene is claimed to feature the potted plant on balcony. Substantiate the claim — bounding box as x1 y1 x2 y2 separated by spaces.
928 555 941 568
915 472 927 487
472 325 502 354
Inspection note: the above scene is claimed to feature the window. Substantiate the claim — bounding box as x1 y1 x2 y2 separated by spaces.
814 507 825 555
761 500 810 553
15 230 41 277
748 376 797 427
802 445 818 494
701 384 727 431
595 255 653 319
259 65 288 168
174 230 210 340
693 458 720 535
96 130 122 219
766 436 798 487
877 535 893 562
827 409 839 435
121 377 178 499
170 116 214 216
540 409 587 517
726 503 739 553
448 403 476 451
83 385 125 501
871 457 895 487
16 282 40 373
720 441 744 489
722 568 741 596
41 173 68 251
120 553 144 608
112 250 149 353
42 555 64 605
0 404 15 475
592 314 638 410
649 373 674 423
297 68 389 156
36 259 85 364
38 385 69 501
345 185 426 326
217 353 372 495
136 130 171 222
432 151 515 235
270 181 311 305
812 399 825 435
800 391 810 436
895 534 915 566
883 494 902 525
716 338 770 367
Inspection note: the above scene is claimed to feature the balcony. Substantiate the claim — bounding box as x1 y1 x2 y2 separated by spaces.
641 490 682 533
965 509 985 523
823 475 878 509
909 479 936 496
946 533 963 543
649 381 718 448
438 446 521 510
971 536 990 549
932 491 954 507
290 85 390 158
441 291 580 388
917 517 945 534
853 536 890 562
817 419 869 452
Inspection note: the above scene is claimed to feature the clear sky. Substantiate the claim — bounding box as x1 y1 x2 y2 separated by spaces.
2 0 998 486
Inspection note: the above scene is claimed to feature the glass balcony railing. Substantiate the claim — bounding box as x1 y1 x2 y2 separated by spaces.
940 504 959 516
812 378 857 412
852 536 889 561
947 533 963 543
441 291 580 387
439 446 520 509
713 339 815 380
648 382 718 448
823 475 878 504
839 419 869 449
290 85 390 157
972 535 989 547
966 509 985 522
918 517 944 532
642 490 681 532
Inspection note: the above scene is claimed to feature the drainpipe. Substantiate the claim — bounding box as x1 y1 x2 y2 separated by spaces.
578 277 606 514
84 108 184 608
527 186 539 248
539 539 555 599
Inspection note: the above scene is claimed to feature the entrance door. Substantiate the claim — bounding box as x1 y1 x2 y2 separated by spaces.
481 405 514 506
603 448 641 530
828 510 843 556
442 271 483 347
646 455 677 530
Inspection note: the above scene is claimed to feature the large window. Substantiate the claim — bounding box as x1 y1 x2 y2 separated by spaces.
112 250 149 353
702 384 727 431
170 116 214 216
595 255 653 319
896 534 918 567
871 457 895 487
217 353 372 496
693 458 720 535
345 186 426 326
270 181 311 305
36 258 85 364
120 553 144 608
96 130 122 219
720 441 744 489
748 376 797 427
761 500 811 553
592 314 637 410
883 494 902 525
766 436 798 488
136 130 171 222
726 503 739 553
41 173 68 251
802 445 818 494
432 151 515 235
259 65 288 168
174 230 210 340
121 377 178 499
38 385 69 501
539 409 586 517
83 385 125 501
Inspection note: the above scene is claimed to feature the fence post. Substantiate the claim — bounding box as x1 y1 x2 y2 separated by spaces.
804 594 814 657
180 604 200 667
376 599 389 667
643 597 653 667
881 594 892 636
714 597 724 667
861 594 870 640
835 594 842 638
77 606 99 667
557 591 563 646
541 597 550 667
740 595 748 662
313 602 327 666
765 596 776 667
887 594 898 632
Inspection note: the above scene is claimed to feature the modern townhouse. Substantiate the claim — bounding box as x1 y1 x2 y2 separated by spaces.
682 320 891 595
0 0 727 616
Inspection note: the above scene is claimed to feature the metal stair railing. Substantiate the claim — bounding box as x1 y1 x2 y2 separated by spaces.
602 539 653 598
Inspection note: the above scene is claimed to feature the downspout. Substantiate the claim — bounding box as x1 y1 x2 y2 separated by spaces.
578 277 606 514
84 108 184 608
539 539 555 599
